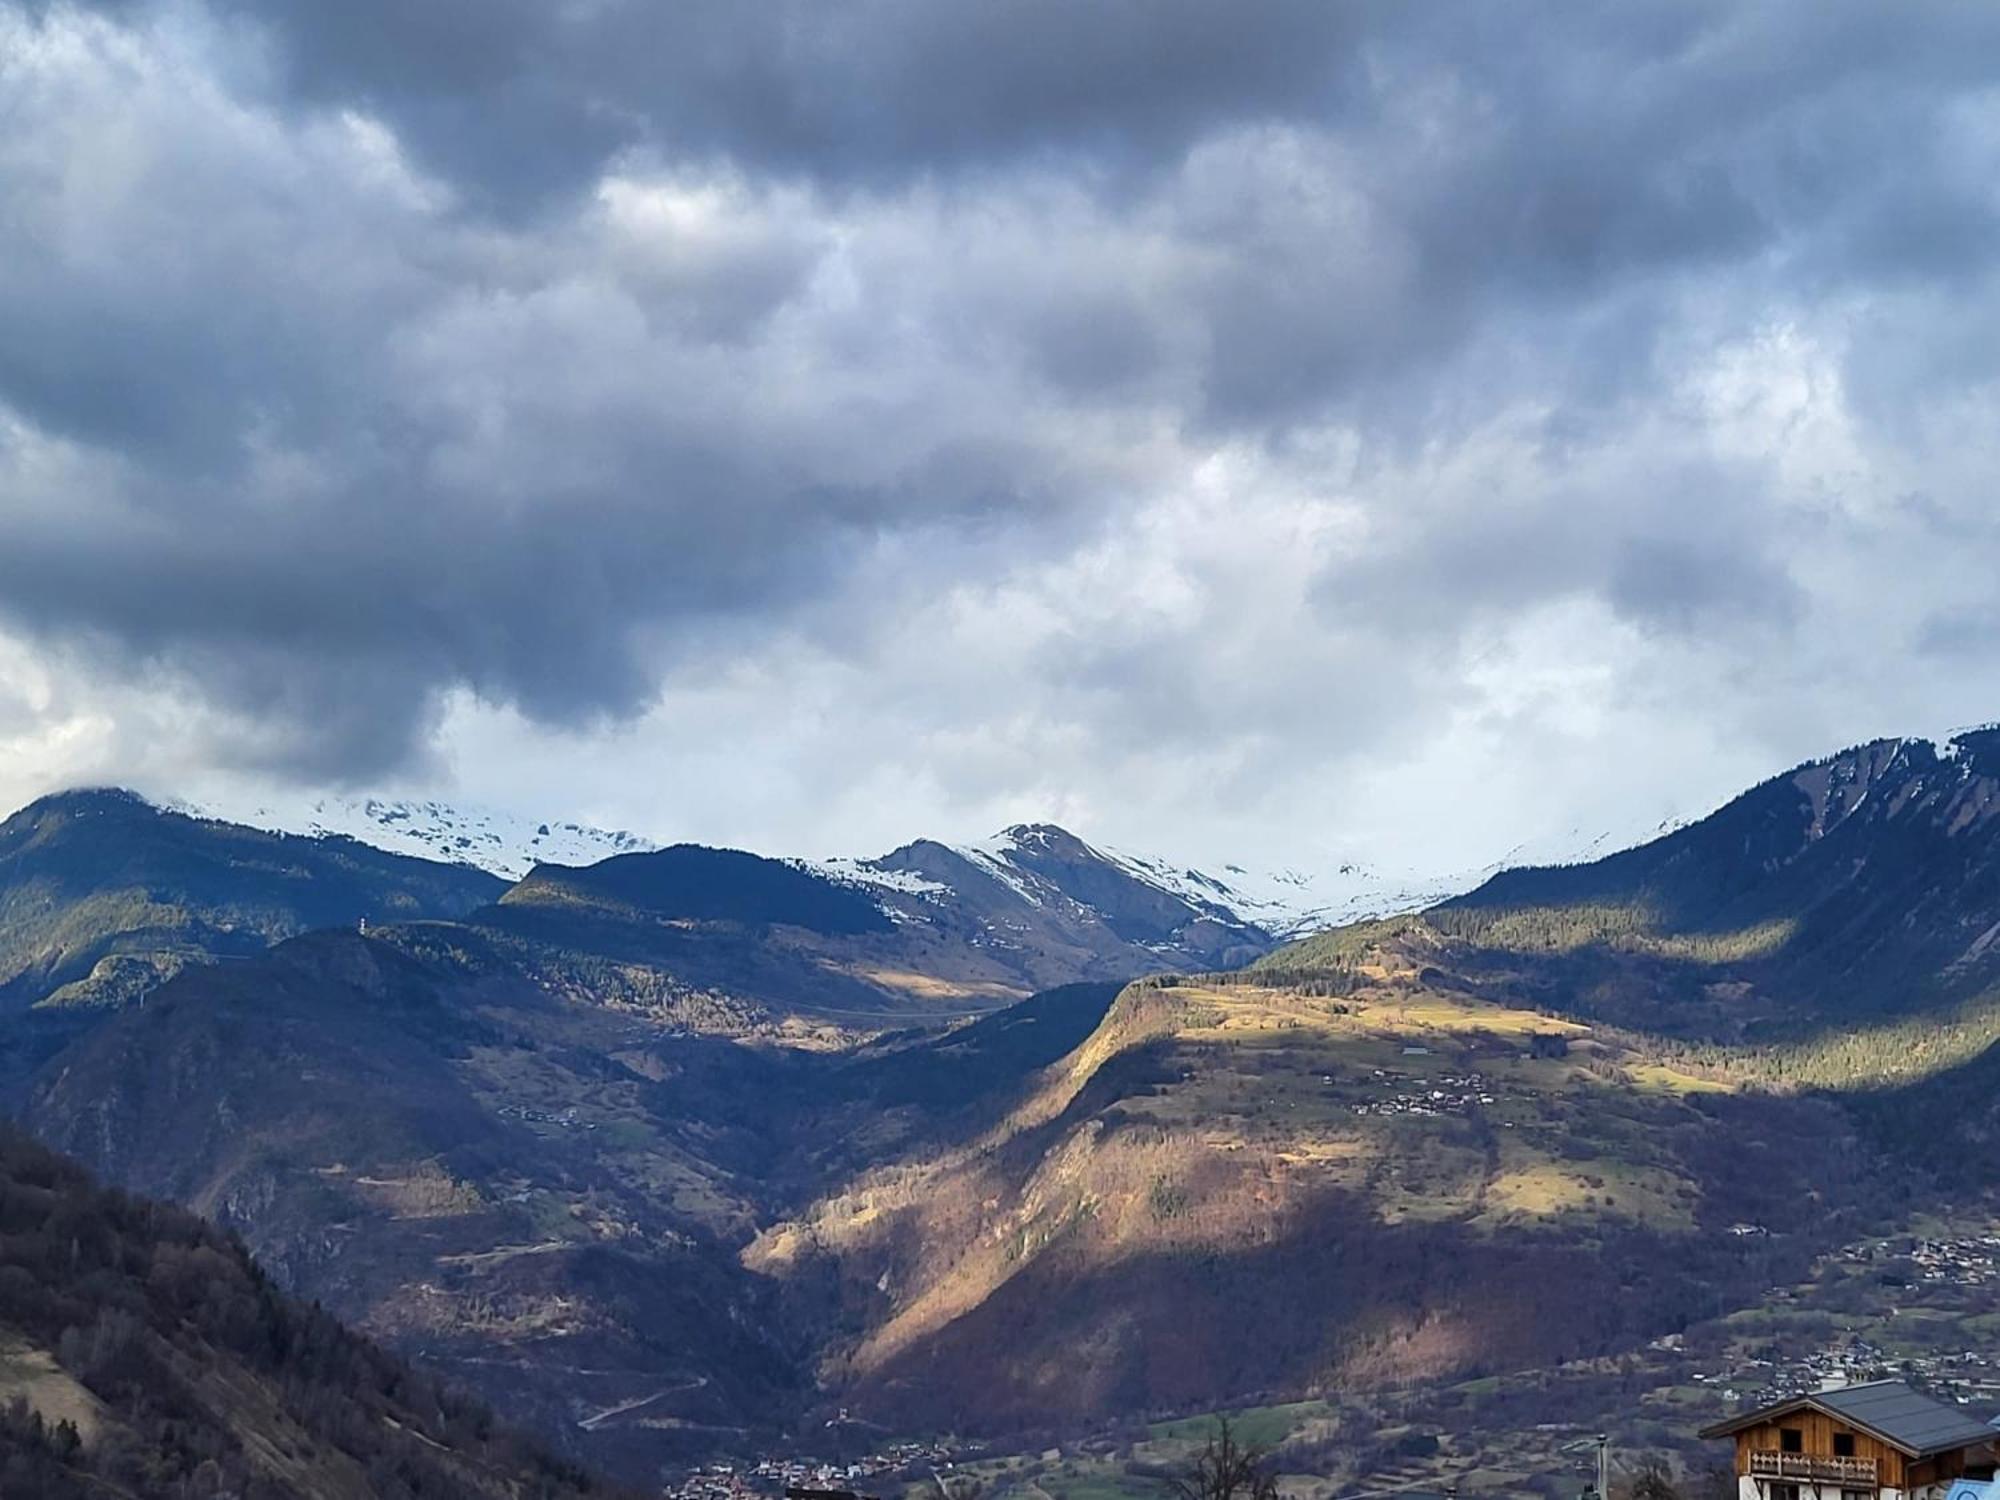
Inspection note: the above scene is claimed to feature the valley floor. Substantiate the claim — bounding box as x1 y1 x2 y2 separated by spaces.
659 1198 2000 1500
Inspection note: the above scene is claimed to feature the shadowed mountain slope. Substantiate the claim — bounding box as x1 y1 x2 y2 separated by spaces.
1272 732 2000 1038
11 918 1147 1470
22 930 808 1481
507 846 894 936
747 964 1884 1434
0 1122 623 1500
0 789 503 1012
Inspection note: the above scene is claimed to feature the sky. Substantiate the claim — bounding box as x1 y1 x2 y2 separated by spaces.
5 1 2000 878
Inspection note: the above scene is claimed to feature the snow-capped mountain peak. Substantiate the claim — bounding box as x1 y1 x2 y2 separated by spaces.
163 792 658 880
155 786 1646 954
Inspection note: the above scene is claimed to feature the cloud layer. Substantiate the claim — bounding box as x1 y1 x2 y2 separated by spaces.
5 0 2000 870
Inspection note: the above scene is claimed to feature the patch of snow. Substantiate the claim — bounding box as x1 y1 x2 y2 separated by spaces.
1096 816 1668 940
801 856 950 899
953 834 1051 908
164 791 657 880
1096 843 1459 938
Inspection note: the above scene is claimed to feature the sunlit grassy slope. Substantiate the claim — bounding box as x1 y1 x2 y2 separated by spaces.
750 932 1865 1431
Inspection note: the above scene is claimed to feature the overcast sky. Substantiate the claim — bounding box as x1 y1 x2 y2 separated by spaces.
5 1 2000 876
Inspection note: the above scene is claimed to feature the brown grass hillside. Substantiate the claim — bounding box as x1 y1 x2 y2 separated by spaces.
751 941 1879 1432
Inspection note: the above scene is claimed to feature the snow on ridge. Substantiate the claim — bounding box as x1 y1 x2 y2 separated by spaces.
952 834 1052 908
800 855 950 899
1098 843 1459 938
169 791 658 880
873 821 1463 939
1094 818 1674 939
153 784 1656 943
938 823 1446 938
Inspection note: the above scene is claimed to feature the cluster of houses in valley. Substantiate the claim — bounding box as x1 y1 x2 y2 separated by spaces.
1690 1340 2000 1413
1690 1338 1901 1405
662 1441 973 1500
1843 1235 2000 1288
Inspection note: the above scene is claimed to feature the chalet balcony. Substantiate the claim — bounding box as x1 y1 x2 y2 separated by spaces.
1749 1452 1879 1486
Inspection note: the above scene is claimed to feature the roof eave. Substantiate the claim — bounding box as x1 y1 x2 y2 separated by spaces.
1911 1437 2000 1462
1697 1397 1930 1456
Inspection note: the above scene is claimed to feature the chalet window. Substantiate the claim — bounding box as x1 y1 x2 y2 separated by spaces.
1773 1483 1800 1500
1781 1429 1804 1454
1843 1489 1871 1500
1833 1435 1856 1458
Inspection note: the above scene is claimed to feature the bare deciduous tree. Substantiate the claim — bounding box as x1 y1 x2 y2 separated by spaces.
1168 1419 1280 1500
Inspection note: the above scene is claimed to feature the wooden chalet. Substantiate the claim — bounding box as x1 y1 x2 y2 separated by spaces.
1703 1382 1998 1500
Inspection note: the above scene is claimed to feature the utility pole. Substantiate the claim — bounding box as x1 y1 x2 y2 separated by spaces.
1563 1429 1611 1500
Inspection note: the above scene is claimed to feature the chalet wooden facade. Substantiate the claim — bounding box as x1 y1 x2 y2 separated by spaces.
1703 1382 1998 1500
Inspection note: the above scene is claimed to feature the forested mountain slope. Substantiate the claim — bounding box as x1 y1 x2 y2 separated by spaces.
1424 736 2000 1032
22 929 810 1481
0 1123 621 1500
0 789 503 1012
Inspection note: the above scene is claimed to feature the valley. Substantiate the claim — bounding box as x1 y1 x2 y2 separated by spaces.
919 1197 2000 1500
8 734 2000 1491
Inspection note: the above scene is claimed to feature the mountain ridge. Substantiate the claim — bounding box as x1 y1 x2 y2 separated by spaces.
1393 729 2000 1034
0 787 505 1014
169 786 1529 938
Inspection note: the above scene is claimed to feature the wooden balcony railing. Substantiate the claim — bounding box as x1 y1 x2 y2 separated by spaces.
1749 1452 1879 1486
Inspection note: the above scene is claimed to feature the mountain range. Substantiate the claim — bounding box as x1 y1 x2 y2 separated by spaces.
0 792 1315 1026
8 732 2000 1485
176 784 1611 937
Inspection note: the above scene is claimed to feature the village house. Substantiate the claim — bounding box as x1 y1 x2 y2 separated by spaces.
1703 1381 1998 1500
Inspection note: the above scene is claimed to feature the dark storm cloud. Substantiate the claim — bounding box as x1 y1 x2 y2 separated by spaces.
175 0 1370 208
6 0 2000 790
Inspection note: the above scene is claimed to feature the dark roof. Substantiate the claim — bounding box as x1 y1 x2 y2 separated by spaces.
1701 1381 1999 1458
